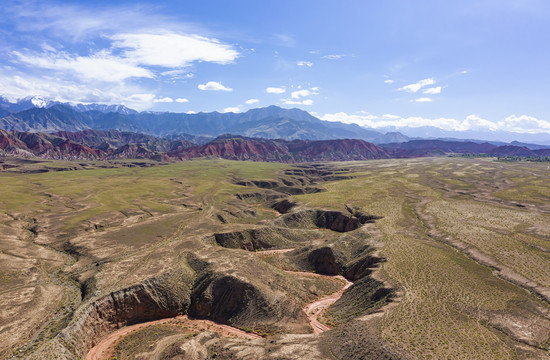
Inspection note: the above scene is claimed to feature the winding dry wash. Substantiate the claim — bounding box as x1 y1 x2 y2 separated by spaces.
299 274 353 334
85 270 352 360
85 316 262 360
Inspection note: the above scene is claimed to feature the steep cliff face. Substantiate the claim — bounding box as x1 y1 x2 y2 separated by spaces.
213 227 316 251
274 209 372 233
28 250 313 359
30 270 194 359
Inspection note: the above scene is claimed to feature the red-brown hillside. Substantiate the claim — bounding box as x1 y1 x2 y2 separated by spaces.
171 136 390 162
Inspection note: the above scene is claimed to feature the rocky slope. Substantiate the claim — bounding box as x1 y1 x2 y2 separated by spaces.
173 136 391 163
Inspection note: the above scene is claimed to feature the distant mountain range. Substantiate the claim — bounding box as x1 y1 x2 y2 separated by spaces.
0 96 137 115
0 97 403 143
2 129 549 163
0 96 549 152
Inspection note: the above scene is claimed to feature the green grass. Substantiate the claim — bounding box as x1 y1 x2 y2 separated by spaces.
295 157 550 359
0 159 286 230
4 157 550 360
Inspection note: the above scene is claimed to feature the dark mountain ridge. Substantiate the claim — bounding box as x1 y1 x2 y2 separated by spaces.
0 104 401 143
2 130 550 163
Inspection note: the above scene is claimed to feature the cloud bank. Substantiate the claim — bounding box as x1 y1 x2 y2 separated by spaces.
321 112 550 134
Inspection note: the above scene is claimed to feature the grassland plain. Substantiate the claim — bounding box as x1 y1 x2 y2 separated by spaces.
1 156 549 359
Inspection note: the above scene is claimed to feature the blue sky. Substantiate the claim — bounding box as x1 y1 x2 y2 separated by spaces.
1 0 549 134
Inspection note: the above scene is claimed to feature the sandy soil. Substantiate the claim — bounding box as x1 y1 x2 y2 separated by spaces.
289 272 353 334
254 250 355 333
253 248 294 258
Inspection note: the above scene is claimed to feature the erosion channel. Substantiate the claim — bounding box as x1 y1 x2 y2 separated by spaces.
7 162 399 360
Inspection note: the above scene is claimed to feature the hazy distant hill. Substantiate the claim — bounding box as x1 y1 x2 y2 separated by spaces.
0 96 137 115
0 104 398 142
382 140 497 157
383 125 550 146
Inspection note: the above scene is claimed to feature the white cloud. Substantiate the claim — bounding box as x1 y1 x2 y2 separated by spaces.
161 69 194 79
322 112 462 130
297 61 313 67
399 78 435 93
13 50 154 82
384 79 394 84
291 89 312 99
283 99 313 106
321 111 550 135
245 98 259 105
423 86 442 95
460 115 499 131
198 81 232 91
110 32 238 68
186 110 197 114
282 87 318 105
0 72 156 111
321 112 549 134
4 2 193 42
153 96 173 103
176 98 189 103
498 115 550 134
322 54 346 60
11 31 239 84
382 114 400 119
223 106 241 113
415 97 432 102
266 86 285 94
122 93 156 110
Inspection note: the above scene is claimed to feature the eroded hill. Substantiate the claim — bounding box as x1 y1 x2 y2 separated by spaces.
1 157 550 359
